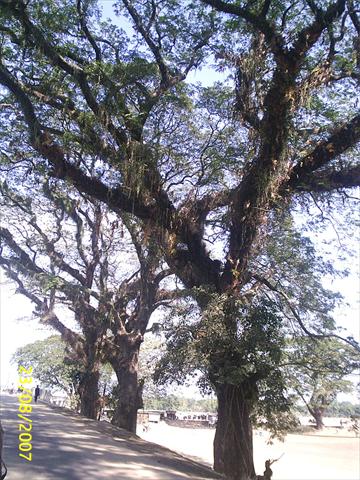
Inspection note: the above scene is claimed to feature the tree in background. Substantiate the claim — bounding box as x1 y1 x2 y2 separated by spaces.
0 179 175 427
325 401 360 417
0 179 128 419
12 336 85 400
286 338 359 429
1 1 360 478
12 335 115 410
137 337 167 410
100 222 175 433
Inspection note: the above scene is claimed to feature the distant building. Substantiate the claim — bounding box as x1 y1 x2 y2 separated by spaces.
137 409 217 427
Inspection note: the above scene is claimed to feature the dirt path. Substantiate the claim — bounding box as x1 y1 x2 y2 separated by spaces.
139 422 360 480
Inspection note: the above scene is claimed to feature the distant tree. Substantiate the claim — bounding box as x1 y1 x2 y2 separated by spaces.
137 337 167 409
12 336 84 397
326 401 360 417
12 336 117 410
285 338 359 429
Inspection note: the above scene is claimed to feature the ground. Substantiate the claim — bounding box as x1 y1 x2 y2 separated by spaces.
139 421 360 480
2 392 359 479
1 394 220 479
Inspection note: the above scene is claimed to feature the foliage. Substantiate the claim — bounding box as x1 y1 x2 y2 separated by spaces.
138 337 168 403
155 295 296 434
12 335 117 397
294 401 360 418
154 216 355 438
285 337 360 426
11 336 83 394
144 394 217 412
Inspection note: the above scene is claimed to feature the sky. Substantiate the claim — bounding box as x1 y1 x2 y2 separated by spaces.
0 1 359 400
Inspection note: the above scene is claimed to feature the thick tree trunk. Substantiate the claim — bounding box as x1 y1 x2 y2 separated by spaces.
111 347 142 433
78 368 100 420
214 382 257 480
313 409 324 430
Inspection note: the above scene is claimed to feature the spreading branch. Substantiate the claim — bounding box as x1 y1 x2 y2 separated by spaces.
252 273 360 352
286 114 360 190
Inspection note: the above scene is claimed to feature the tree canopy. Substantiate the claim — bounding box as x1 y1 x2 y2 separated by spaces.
0 174 175 424
285 337 360 428
12 335 83 394
1 1 359 478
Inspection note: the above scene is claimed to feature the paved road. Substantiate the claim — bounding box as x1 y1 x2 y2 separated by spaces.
0 394 220 480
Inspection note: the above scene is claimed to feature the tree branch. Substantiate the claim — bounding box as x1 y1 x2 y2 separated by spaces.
121 0 171 87
1 0 127 146
289 0 346 61
201 0 281 51
0 256 83 353
286 114 360 190
293 165 360 192
76 0 102 62
252 273 360 352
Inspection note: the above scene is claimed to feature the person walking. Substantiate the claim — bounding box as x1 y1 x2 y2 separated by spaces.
34 385 40 403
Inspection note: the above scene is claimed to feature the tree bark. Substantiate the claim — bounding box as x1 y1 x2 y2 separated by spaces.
313 408 324 430
110 346 142 433
214 382 257 480
78 368 100 420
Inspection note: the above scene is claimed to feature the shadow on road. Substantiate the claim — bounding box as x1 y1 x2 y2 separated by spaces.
0 393 219 480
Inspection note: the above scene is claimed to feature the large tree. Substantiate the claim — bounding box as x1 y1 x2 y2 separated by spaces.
0 0 359 478
154 213 354 438
0 181 111 419
0 178 173 427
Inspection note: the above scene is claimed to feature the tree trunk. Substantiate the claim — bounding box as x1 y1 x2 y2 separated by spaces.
214 382 257 480
78 368 100 420
111 347 142 433
313 409 324 430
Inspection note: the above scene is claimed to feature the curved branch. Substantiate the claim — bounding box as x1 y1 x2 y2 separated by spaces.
76 0 102 62
252 273 360 352
293 164 360 192
286 114 360 190
289 0 346 60
201 0 281 50
0 257 83 354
